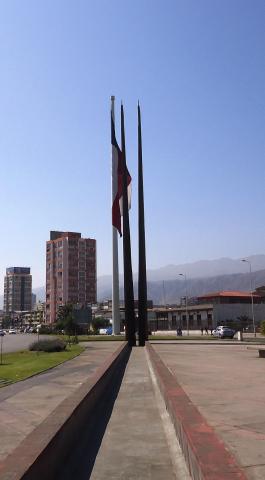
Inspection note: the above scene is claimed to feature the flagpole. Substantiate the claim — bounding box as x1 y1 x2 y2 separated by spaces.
138 102 147 346
111 95 120 335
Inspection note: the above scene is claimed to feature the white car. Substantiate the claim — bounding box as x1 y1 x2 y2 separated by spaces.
213 326 235 339
8 328 16 334
99 328 108 335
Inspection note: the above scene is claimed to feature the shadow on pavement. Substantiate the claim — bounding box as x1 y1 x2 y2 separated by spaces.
56 346 131 480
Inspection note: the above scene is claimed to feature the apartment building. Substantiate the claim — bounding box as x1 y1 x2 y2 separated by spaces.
4 267 32 313
46 231 96 324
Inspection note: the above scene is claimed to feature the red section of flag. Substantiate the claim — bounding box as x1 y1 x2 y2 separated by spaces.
111 113 131 237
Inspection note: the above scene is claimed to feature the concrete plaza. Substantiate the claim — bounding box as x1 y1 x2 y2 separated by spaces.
1 339 265 479
153 341 265 480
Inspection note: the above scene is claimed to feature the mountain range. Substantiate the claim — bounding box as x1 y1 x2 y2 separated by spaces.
1 254 265 307
98 255 265 304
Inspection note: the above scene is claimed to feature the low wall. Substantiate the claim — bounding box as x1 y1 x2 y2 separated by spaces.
0 342 130 480
146 342 247 480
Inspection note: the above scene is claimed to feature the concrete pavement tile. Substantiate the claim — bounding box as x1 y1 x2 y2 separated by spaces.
217 425 265 468
243 465 265 480
0 403 42 428
149 463 178 479
5 383 76 415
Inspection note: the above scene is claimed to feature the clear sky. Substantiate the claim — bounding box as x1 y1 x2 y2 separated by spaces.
0 0 264 290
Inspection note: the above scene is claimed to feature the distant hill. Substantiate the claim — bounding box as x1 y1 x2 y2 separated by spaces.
147 270 265 305
32 287 45 302
1 255 265 308
145 254 265 281
97 255 265 303
98 269 265 305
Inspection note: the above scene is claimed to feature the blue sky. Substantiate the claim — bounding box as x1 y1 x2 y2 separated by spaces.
0 0 264 289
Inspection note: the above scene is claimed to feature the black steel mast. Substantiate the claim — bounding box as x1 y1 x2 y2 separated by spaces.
121 104 136 347
138 103 147 346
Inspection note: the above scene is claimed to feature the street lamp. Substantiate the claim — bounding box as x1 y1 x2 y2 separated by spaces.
179 273 189 335
241 259 256 337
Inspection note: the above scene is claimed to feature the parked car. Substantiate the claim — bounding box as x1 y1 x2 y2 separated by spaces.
213 326 235 339
99 327 113 335
8 328 16 334
0 330 5 336
99 328 108 335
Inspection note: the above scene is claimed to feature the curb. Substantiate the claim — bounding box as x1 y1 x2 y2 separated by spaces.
146 342 248 480
0 342 129 480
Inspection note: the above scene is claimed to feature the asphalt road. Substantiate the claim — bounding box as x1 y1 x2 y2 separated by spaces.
0 333 53 353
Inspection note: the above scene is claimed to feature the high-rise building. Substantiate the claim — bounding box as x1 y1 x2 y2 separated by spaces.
46 231 96 324
4 267 32 313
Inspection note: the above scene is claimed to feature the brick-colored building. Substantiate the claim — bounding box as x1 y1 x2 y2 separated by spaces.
46 231 96 324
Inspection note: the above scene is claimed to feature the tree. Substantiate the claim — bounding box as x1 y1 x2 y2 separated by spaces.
91 316 110 333
2 315 11 329
237 315 251 332
56 304 76 336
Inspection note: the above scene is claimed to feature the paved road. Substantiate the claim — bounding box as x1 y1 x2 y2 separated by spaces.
0 333 54 353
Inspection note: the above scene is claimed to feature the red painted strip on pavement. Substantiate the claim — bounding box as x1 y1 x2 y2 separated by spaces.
146 343 247 480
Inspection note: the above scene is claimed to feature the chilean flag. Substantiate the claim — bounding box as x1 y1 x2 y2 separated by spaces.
111 112 131 236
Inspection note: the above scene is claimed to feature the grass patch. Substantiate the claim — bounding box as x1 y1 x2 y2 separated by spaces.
58 335 125 342
0 344 84 386
58 334 235 342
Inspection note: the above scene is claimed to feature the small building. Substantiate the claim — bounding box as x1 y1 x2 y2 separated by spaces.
91 290 265 333
147 291 265 332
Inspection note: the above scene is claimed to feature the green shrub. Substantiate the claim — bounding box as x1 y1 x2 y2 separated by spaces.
38 326 54 334
260 321 265 336
29 339 66 352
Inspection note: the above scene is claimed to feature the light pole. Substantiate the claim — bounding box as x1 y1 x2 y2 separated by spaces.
241 259 256 337
179 273 189 335
37 327 40 356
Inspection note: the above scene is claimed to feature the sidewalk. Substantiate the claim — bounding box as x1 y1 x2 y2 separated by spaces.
153 342 265 480
90 347 190 480
0 341 119 462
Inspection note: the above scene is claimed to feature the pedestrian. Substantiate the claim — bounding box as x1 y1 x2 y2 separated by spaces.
201 327 203 335
205 326 208 335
